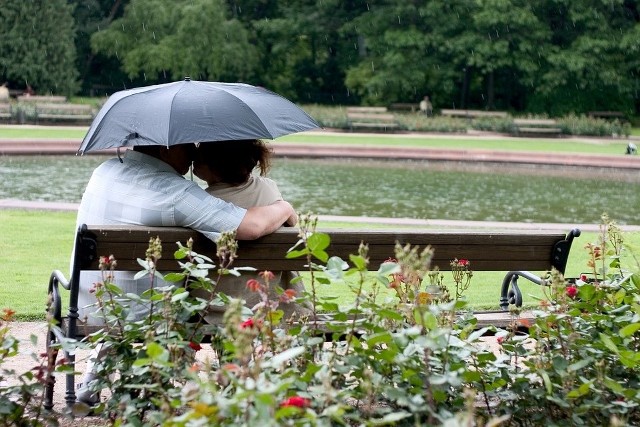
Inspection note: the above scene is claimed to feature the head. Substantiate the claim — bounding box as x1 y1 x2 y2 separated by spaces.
134 143 196 175
193 139 272 186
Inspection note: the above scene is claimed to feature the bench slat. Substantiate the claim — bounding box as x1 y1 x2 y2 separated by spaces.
85 226 567 273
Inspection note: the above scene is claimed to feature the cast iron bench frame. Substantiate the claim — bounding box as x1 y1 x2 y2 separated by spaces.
45 224 580 409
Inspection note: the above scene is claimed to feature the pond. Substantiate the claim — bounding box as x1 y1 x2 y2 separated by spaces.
1 155 639 225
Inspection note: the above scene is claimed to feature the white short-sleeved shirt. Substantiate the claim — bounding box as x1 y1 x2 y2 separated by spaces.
76 150 247 325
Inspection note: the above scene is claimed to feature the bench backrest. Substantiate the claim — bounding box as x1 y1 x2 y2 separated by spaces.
35 103 94 113
74 225 580 274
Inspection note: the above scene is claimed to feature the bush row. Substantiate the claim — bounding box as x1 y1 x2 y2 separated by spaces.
302 105 632 138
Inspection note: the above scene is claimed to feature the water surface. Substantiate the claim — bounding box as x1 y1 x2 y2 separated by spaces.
1 155 638 225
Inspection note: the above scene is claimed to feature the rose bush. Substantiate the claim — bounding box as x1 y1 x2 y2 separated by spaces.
3 213 638 426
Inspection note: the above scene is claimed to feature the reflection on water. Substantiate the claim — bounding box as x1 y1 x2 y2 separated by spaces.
1 155 639 225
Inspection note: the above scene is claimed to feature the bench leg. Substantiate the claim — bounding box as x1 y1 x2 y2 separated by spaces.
44 328 59 410
499 271 547 310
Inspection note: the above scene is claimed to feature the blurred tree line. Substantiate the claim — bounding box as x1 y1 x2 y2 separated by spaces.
1 0 638 116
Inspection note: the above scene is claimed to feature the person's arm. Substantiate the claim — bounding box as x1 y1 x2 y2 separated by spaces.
235 200 296 240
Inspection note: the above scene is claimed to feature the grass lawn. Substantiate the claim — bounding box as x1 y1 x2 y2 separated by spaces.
4 208 637 321
0 125 635 156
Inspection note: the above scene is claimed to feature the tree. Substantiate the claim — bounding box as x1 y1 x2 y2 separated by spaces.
529 0 637 115
71 0 132 96
254 0 365 103
90 0 258 83
0 0 79 95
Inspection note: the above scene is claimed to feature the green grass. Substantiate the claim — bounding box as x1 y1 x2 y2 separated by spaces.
0 126 88 139
280 133 631 155
0 125 635 156
4 208 638 321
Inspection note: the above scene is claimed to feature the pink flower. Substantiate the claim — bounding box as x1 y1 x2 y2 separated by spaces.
458 259 469 266
280 289 297 302
188 342 202 352
496 336 505 345
566 285 578 299
281 396 310 408
246 279 262 292
259 271 275 281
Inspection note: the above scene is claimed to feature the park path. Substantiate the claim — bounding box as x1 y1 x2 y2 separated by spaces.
1 129 639 169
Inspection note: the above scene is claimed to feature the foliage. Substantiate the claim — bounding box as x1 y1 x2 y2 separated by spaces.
0 309 56 426
90 0 258 82
557 115 632 138
0 0 79 95
39 213 637 426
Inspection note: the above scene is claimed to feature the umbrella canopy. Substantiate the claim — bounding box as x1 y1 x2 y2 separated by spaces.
78 79 320 154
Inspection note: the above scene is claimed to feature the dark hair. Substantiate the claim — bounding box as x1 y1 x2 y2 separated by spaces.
196 139 272 185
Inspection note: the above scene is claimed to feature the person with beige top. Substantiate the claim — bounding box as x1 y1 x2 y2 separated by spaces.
193 139 310 323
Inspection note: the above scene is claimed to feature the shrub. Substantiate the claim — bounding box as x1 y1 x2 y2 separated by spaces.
14 213 638 425
0 309 57 426
557 114 631 138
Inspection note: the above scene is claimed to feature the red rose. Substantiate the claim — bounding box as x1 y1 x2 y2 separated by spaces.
188 341 202 352
458 259 469 266
566 285 578 299
580 274 588 282
240 318 255 329
281 396 310 408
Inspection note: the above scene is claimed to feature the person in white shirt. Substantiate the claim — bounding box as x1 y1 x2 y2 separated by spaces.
76 143 295 405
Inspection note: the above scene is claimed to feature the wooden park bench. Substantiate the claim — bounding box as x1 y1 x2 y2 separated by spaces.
440 109 508 119
513 118 563 137
389 103 420 112
45 224 580 408
0 103 11 121
346 107 399 131
35 103 95 124
17 95 67 103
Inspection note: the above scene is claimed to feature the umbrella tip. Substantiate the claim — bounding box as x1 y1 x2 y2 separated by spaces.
184 76 191 81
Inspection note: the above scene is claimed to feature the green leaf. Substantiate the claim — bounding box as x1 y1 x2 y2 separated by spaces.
540 370 553 395
604 376 625 394
164 272 185 282
599 333 620 354
349 254 367 270
567 381 591 398
619 323 640 338
367 332 392 346
145 342 166 359
568 358 592 372
270 346 305 366
285 248 309 259
368 411 411 425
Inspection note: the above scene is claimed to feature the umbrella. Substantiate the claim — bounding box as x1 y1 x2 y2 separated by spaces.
78 78 320 154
